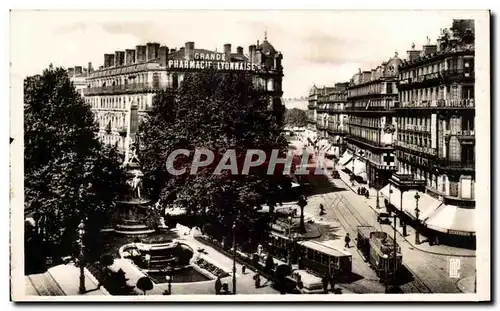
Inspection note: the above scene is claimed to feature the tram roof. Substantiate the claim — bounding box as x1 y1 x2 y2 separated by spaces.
298 240 351 258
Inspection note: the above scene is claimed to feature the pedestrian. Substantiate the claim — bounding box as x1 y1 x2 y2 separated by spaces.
242 265 247 275
322 273 329 293
215 276 222 294
344 233 351 248
254 273 261 288
329 275 336 292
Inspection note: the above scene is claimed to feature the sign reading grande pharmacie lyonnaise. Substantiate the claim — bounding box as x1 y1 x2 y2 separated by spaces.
167 52 262 71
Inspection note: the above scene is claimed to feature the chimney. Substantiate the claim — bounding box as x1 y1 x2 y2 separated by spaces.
104 54 114 68
88 62 93 74
115 51 125 66
159 45 169 67
146 42 160 61
249 45 256 63
75 66 83 76
407 43 421 61
68 67 75 77
224 43 231 61
136 45 147 62
423 44 437 56
237 46 243 55
255 49 262 64
185 41 195 60
125 49 136 64
362 71 371 83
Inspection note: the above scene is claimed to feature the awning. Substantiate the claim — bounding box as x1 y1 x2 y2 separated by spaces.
379 185 443 221
339 150 353 166
424 205 476 236
354 158 366 176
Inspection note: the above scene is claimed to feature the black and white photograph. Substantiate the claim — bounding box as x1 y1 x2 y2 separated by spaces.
9 9 491 302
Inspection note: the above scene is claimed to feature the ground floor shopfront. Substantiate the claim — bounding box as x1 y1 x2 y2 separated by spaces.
338 150 395 188
379 184 476 249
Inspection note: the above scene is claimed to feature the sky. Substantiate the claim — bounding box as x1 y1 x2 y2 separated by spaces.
11 10 469 100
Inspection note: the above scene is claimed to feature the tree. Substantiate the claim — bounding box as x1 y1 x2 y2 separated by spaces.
136 276 154 295
284 108 308 128
24 67 123 262
139 69 289 245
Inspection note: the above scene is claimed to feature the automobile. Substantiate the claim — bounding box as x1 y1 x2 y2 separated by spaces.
377 212 392 224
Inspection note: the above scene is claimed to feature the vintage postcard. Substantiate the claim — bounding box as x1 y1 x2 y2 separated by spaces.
9 9 491 302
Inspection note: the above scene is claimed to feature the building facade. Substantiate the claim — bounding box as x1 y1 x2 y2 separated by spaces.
395 22 475 204
343 55 400 188
307 86 320 129
393 20 475 244
68 65 89 97
84 36 284 154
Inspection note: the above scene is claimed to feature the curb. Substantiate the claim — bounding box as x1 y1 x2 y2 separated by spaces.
338 173 475 258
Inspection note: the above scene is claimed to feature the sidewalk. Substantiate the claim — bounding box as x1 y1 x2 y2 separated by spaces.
25 263 110 296
336 168 475 258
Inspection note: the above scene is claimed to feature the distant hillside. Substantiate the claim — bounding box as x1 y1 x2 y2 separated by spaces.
282 97 308 110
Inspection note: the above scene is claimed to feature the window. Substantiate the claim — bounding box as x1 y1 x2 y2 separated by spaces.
152 72 160 88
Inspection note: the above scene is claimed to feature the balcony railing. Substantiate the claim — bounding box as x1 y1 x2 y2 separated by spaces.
435 159 475 170
83 82 169 95
396 99 475 109
327 125 347 134
395 140 437 156
316 123 328 130
346 136 393 149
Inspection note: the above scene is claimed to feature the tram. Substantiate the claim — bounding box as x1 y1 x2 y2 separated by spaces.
356 226 402 279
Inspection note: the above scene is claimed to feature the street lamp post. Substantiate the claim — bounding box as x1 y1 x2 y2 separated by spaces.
165 264 173 295
287 216 292 265
232 222 237 295
388 186 393 216
414 192 421 245
400 191 407 236
77 219 86 294
351 156 355 187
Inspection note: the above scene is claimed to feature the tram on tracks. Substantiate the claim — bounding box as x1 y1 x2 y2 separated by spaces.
268 232 352 278
356 226 402 279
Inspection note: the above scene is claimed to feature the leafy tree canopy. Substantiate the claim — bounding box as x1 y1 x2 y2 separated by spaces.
24 67 123 259
139 69 289 244
284 108 308 128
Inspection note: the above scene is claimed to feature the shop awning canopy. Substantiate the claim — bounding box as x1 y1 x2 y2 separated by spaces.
424 205 476 236
352 158 366 177
339 150 353 166
379 184 443 221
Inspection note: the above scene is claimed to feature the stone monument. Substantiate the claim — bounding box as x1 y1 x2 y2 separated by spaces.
114 102 155 236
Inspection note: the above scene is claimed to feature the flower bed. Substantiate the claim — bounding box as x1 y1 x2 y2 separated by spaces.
192 257 230 279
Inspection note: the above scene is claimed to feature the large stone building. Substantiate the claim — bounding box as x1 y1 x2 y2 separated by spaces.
83 35 284 153
341 54 400 188
310 83 349 158
68 65 89 97
391 19 475 245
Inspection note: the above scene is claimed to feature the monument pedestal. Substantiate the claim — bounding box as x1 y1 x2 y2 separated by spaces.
114 163 155 236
